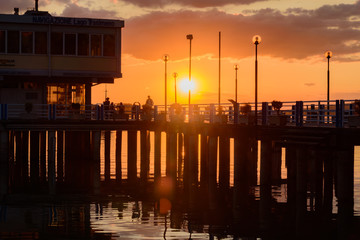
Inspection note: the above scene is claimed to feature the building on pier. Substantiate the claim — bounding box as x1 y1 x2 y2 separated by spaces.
0 2 124 106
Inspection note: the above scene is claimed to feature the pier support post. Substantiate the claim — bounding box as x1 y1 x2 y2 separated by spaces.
30 131 40 186
116 130 122 184
219 136 230 189
233 133 251 222
323 149 334 219
259 138 272 231
286 145 297 217
200 134 208 189
48 131 56 195
295 145 308 238
154 131 161 183
336 144 354 239
208 135 218 210
92 131 101 195
188 134 198 188
104 131 111 183
169 131 177 188
40 131 46 184
57 131 64 183
0 130 9 196
140 130 150 183
127 130 137 185
177 133 183 181
271 142 282 184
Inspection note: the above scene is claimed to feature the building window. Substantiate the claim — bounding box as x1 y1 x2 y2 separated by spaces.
21 32 33 54
51 32 63 55
65 33 76 55
78 33 89 56
35 32 47 54
103 34 115 57
91 34 101 56
7 31 19 53
0 31 5 53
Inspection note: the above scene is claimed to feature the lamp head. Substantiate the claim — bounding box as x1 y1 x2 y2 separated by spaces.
252 35 261 45
163 54 169 61
234 64 239 70
173 72 178 78
186 34 193 40
325 51 333 59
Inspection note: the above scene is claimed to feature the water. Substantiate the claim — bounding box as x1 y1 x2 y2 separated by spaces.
2 131 360 239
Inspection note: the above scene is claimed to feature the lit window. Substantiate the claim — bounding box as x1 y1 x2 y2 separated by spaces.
21 32 33 54
51 32 63 55
103 34 115 57
7 31 19 53
91 34 101 56
65 33 76 55
35 32 47 54
78 33 89 56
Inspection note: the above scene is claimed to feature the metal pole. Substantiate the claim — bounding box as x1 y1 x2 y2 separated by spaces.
235 65 238 103
255 42 258 126
327 56 330 122
186 34 193 111
164 56 168 118
218 31 221 110
174 73 178 104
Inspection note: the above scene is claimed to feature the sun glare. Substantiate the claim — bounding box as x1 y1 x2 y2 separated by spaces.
179 78 196 93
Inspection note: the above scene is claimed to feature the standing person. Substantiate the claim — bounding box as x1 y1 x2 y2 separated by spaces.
145 96 154 107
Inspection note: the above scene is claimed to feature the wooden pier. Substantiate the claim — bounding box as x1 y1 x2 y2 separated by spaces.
0 100 359 238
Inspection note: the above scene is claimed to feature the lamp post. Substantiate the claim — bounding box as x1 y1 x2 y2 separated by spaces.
163 54 169 118
173 72 178 103
325 50 332 120
252 35 261 125
186 34 193 110
234 64 239 103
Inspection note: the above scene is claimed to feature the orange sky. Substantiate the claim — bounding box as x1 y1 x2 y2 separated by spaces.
2 0 360 105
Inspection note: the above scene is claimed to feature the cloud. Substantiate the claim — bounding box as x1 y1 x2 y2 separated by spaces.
124 2 360 61
305 83 315 87
120 0 267 8
60 3 117 18
0 0 35 14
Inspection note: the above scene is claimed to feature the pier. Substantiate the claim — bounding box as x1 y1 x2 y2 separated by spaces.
0 99 359 238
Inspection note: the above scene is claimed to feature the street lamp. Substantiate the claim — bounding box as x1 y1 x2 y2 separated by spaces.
163 54 169 118
252 35 261 125
234 64 239 103
186 34 193 109
325 50 332 118
173 72 178 103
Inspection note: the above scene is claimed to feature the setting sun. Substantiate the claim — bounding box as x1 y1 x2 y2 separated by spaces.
179 78 196 93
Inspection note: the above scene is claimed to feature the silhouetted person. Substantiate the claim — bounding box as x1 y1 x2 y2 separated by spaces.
145 95 154 108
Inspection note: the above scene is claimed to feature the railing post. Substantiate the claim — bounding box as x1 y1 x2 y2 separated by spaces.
336 100 344 128
234 103 239 124
154 105 158 121
209 104 215 123
52 104 56 120
262 102 268 126
100 105 104 120
296 101 303 127
48 104 52 120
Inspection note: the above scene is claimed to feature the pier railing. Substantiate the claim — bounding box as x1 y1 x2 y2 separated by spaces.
0 99 359 127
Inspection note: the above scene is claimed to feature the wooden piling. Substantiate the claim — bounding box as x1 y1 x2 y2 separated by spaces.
115 130 122 184
259 138 272 231
271 142 282 184
336 145 354 239
177 133 183 181
219 136 230 189
92 131 101 195
127 130 137 184
140 130 150 182
200 134 208 188
154 131 161 182
323 149 333 219
208 135 218 210
30 131 40 185
188 134 198 187
48 131 56 194
104 131 111 183
168 131 178 187
286 145 297 216
0 130 9 196
295 145 307 238
40 131 47 184
57 131 64 183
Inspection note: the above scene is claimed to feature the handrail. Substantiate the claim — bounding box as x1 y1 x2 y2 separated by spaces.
0 99 359 128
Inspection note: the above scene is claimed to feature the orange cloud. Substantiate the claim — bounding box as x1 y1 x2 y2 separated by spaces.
121 0 267 8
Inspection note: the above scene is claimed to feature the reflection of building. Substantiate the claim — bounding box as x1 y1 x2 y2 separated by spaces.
0 3 124 105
